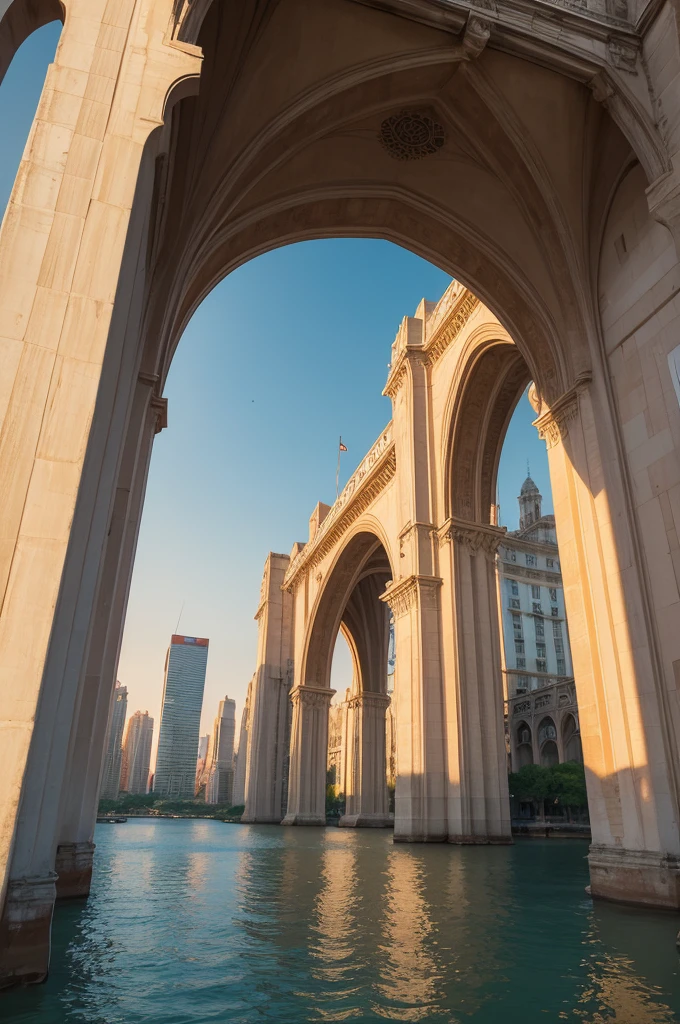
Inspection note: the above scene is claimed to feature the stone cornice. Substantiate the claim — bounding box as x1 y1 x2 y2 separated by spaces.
424 292 480 367
283 425 395 590
498 562 563 587
533 372 592 449
380 573 443 616
347 692 391 709
438 515 506 554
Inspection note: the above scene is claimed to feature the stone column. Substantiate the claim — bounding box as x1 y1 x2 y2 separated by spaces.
380 575 448 841
339 692 391 827
438 518 512 844
242 554 294 823
54 382 162 899
535 376 680 907
282 686 334 826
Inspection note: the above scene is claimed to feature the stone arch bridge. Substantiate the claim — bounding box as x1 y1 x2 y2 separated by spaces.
2 0 680 988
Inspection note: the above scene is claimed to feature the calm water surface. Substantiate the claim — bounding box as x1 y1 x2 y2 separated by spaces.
4 820 680 1023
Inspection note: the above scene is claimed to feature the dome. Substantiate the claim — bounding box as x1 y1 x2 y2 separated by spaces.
520 475 539 495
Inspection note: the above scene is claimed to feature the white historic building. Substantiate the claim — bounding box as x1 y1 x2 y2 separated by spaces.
498 476 582 771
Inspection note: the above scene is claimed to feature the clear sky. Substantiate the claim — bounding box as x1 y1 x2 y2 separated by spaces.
1 23 553 765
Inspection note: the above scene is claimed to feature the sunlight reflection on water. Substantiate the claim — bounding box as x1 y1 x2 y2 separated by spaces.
3 821 680 1024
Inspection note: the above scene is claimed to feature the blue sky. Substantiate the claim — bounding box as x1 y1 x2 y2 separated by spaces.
2 24 553 756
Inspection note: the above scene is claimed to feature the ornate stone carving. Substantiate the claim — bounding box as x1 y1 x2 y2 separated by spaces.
438 516 506 555
608 37 638 74
348 692 391 710
424 292 480 367
292 686 334 709
284 426 395 588
533 372 591 449
463 14 492 58
513 700 532 715
380 574 442 617
150 396 168 434
379 110 446 161
383 362 408 400
535 693 554 709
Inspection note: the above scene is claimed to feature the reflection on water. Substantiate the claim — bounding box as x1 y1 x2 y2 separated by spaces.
3 822 680 1024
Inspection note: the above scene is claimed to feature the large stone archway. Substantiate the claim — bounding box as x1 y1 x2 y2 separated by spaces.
2 0 680 987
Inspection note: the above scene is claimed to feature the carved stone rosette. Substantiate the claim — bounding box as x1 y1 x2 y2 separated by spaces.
533 372 591 450
380 574 442 617
437 516 506 556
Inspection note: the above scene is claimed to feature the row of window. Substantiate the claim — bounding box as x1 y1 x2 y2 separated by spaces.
504 548 558 570
512 614 562 638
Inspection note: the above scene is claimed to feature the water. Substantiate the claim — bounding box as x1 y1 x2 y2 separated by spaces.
3 820 680 1024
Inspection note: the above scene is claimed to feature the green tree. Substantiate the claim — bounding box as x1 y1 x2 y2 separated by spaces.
508 764 552 820
550 761 588 819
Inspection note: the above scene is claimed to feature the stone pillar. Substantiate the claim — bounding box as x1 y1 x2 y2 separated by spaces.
380 575 448 841
282 686 334 826
535 376 680 907
54 382 162 899
339 692 391 827
438 518 512 844
242 554 294 823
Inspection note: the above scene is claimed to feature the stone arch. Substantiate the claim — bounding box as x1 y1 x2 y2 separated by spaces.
538 716 559 767
0 0 63 85
562 713 583 764
516 721 534 768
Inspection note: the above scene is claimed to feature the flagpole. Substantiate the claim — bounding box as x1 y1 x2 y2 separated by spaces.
336 436 341 500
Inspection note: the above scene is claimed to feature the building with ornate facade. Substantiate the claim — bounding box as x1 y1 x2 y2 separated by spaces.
498 478 582 772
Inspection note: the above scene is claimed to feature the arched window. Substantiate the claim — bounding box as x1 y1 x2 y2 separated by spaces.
516 721 533 767
562 713 583 764
538 717 559 767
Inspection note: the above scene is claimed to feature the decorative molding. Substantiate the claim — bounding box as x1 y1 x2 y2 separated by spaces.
607 35 639 74
463 13 492 57
380 574 442 617
150 395 168 434
438 515 506 554
379 109 446 161
348 692 391 710
383 360 408 400
424 292 480 367
533 372 591 449
291 685 335 709
283 425 395 589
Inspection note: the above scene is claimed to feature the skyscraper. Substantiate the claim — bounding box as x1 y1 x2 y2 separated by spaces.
154 635 209 799
205 696 236 805
120 711 154 794
100 682 128 799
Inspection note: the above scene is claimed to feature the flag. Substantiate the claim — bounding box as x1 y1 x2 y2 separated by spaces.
339 440 347 452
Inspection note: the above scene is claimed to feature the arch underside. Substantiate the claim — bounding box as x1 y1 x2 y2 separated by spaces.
136 0 644 406
0 0 63 85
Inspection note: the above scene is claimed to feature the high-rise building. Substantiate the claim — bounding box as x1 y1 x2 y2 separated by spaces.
205 696 236 805
195 733 210 795
100 682 128 799
120 711 154 794
232 679 253 807
154 635 209 799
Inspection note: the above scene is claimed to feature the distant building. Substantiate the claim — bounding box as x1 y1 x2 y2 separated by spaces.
195 733 210 794
154 635 209 799
120 711 154 794
100 683 128 799
205 696 236 805
497 476 582 771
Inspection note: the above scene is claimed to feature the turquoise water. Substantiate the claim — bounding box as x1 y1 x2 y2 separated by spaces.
3 820 680 1023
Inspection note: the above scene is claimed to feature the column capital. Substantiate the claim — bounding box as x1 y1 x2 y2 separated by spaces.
437 516 506 555
150 396 168 434
532 371 591 449
379 574 442 617
291 685 335 709
347 691 391 710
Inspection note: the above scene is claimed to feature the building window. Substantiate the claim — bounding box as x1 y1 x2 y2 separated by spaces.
531 585 541 600
536 643 546 659
535 618 545 638
551 606 559 617
554 639 564 655
536 659 547 673
510 598 520 609
517 657 526 669
549 588 557 602
526 553 537 567
532 602 542 614
512 614 523 639
505 548 516 562
515 640 525 655
557 658 566 675
517 675 530 692
510 580 519 596
552 620 562 637
546 558 554 568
